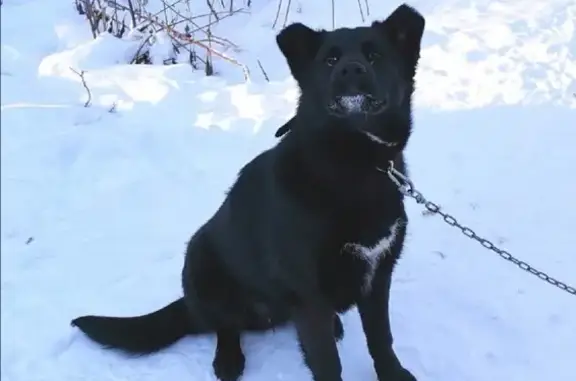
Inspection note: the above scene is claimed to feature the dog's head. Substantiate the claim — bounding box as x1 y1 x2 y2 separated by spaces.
276 4 425 151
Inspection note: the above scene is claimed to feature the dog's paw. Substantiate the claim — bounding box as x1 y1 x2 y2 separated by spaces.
333 314 344 342
393 368 417 381
212 347 245 381
380 366 417 381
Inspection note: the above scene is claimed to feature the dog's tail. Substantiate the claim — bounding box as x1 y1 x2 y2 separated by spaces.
71 298 201 354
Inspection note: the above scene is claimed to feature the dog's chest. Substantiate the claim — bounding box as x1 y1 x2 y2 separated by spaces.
318 219 401 311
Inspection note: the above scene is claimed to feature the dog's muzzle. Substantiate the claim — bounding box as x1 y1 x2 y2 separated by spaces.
328 93 387 116
327 61 388 117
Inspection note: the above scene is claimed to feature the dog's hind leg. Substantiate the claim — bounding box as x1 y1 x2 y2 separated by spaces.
184 236 283 380
212 329 245 381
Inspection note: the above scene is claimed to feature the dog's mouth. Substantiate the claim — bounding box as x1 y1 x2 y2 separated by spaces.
327 94 398 147
327 93 387 117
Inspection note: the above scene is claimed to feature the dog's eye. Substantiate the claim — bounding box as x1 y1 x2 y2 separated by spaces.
367 51 381 64
325 55 339 66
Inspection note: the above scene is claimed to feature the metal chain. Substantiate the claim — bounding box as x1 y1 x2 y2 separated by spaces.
380 161 576 296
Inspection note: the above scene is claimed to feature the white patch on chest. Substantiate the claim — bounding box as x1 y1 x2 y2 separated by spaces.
342 219 402 293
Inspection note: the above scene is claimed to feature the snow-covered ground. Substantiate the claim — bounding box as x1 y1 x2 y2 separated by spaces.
1 0 575 380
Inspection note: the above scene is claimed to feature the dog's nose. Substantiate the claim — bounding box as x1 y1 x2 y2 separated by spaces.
332 61 371 94
337 62 368 79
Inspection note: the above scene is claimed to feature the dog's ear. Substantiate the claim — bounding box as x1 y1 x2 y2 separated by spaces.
372 4 425 77
276 23 325 80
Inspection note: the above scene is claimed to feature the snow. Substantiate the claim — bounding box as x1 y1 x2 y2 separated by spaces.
1 0 575 380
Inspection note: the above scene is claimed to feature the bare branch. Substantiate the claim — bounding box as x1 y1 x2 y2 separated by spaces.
206 0 220 21
272 0 283 28
356 0 365 23
257 59 269 82
331 0 335 29
282 0 292 28
126 0 137 28
82 0 98 38
130 33 154 64
70 67 92 107
364 0 371 16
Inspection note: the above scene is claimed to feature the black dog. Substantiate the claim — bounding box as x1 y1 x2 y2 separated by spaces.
71 4 425 381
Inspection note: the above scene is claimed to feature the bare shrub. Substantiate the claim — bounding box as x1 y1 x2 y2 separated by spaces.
74 0 250 78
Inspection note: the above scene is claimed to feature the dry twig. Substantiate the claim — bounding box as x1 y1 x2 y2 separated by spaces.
272 0 283 28
356 0 365 22
257 59 269 82
206 0 220 21
331 0 335 29
282 0 292 28
272 0 292 29
70 67 92 107
364 0 371 17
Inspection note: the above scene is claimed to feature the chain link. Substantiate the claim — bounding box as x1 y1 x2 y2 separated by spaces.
381 161 576 296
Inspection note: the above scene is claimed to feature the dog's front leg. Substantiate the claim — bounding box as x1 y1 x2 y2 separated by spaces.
357 259 416 381
293 302 342 381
